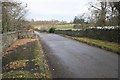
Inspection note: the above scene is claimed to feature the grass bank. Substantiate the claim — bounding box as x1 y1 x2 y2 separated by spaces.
2 38 51 79
63 35 120 54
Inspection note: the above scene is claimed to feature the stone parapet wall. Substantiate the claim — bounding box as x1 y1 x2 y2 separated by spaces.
2 31 18 50
1 30 34 51
18 30 35 39
55 28 119 43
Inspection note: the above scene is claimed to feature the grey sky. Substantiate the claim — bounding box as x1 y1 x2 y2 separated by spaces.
20 0 93 22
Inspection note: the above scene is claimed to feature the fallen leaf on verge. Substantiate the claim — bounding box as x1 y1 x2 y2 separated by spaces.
3 39 37 56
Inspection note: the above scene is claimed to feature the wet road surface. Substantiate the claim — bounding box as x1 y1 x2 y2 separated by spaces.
35 31 118 78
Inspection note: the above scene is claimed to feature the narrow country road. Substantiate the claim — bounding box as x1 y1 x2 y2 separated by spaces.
35 31 118 78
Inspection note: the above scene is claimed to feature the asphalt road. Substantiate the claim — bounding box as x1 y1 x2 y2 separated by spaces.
35 31 118 78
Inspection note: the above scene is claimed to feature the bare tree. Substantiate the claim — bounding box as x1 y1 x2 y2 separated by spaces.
2 1 27 33
89 0 120 27
90 1 107 27
113 2 120 26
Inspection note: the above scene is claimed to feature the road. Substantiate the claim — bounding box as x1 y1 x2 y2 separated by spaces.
35 31 118 78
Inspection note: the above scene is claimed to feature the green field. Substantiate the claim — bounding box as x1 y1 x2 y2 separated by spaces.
54 24 75 30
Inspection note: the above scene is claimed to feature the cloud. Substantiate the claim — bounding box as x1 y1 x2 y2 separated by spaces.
20 0 91 21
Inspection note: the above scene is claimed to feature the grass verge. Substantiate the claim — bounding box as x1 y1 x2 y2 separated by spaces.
33 37 51 78
63 35 120 54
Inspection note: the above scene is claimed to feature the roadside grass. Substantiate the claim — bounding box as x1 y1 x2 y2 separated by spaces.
63 35 120 54
2 71 41 78
2 38 51 79
33 38 51 78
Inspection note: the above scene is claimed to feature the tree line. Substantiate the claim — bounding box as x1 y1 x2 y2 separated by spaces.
73 1 120 28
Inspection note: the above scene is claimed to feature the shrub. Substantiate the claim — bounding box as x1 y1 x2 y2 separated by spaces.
49 27 56 33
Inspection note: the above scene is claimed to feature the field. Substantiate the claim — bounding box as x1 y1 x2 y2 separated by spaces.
33 23 76 31
53 24 75 30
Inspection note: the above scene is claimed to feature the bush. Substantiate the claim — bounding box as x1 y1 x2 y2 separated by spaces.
49 27 56 33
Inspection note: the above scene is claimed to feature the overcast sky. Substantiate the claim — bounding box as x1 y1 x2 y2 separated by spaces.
20 0 94 22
